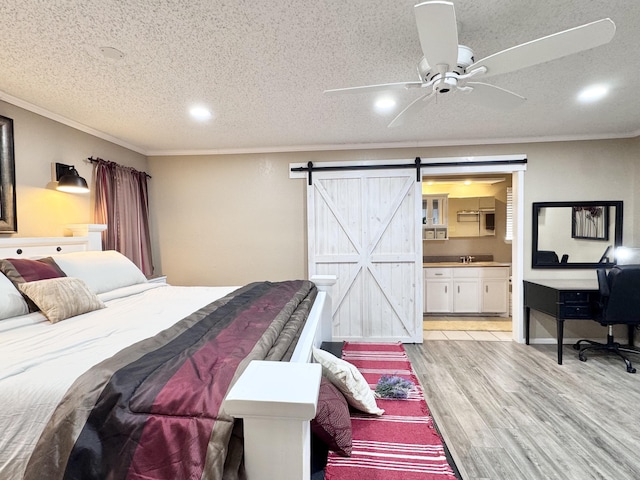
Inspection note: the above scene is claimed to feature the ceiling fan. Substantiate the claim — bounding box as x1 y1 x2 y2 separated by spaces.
324 1 616 128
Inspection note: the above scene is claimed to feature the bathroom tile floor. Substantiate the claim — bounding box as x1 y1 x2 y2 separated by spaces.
423 317 513 342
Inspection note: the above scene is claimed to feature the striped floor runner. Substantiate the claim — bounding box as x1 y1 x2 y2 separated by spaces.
324 342 457 480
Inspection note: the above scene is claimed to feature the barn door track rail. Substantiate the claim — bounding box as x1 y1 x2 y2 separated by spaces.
291 157 527 185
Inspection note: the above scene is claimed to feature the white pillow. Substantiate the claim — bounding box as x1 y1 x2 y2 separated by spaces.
0 273 29 320
51 250 147 294
312 347 384 415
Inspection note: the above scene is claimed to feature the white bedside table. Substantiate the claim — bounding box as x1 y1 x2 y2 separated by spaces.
146 275 167 284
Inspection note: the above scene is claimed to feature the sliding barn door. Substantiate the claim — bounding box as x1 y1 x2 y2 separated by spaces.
307 170 422 343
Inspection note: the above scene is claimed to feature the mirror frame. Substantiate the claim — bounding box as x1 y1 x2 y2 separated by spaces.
0 115 17 233
532 201 623 269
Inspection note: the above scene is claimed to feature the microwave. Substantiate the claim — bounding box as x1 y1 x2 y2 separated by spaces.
480 211 495 236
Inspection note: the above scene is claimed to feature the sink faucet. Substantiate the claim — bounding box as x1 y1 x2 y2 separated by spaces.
460 255 475 264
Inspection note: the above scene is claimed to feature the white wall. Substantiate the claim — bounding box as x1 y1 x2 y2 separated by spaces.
149 139 638 284
0 101 148 238
149 138 639 341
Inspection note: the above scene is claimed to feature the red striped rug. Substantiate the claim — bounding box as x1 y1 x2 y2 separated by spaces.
324 342 457 480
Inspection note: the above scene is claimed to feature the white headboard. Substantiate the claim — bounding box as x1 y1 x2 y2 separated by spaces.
0 224 106 259
0 237 92 259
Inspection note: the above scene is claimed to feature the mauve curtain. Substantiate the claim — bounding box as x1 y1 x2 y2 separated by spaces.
94 159 153 276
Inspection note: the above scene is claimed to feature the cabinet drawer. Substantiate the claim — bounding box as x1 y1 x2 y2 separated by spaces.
562 291 592 304
562 305 593 319
425 268 452 279
480 267 509 278
452 267 480 278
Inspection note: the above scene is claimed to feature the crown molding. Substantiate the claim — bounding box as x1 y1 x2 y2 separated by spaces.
2 89 637 158
146 131 639 157
0 90 147 155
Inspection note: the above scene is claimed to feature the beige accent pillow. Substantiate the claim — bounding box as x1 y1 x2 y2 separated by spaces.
312 347 384 415
19 277 106 324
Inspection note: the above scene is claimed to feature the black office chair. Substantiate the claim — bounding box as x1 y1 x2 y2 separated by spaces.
537 250 560 264
573 265 640 373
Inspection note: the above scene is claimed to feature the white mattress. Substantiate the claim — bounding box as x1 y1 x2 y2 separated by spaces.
0 283 239 479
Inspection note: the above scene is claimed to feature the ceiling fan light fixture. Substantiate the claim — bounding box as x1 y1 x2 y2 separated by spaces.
418 45 474 82
435 76 457 93
324 2 615 128
577 84 608 103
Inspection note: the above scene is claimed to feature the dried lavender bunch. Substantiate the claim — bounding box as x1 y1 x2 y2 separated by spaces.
375 375 414 399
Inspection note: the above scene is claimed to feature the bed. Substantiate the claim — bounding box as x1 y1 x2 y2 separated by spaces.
0 235 335 480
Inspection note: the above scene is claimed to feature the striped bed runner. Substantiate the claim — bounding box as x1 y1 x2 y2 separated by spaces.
324 342 457 480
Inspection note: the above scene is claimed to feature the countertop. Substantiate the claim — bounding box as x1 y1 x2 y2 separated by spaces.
423 262 511 267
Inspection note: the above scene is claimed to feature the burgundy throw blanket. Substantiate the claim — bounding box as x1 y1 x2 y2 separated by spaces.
24 280 316 480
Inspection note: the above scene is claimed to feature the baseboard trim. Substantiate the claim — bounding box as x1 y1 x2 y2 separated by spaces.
527 337 606 345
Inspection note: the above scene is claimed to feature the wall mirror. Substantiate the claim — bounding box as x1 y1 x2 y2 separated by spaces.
0 115 17 233
532 201 623 269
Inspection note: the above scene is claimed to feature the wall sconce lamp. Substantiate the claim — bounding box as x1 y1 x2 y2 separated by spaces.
55 163 89 194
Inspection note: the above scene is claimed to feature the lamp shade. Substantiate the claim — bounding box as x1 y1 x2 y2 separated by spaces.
55 163 89 194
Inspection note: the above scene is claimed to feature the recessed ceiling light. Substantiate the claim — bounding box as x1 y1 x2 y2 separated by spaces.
189 106 212 121
374 97 396 113
577 84 608 103
99 46 125 61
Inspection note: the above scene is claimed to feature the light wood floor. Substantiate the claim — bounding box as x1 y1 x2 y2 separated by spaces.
406 340 640 480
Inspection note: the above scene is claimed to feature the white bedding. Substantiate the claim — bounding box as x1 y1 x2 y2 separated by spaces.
0 283 239 479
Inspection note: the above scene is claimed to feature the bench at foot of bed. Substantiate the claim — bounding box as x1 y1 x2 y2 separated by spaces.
225 361 323 480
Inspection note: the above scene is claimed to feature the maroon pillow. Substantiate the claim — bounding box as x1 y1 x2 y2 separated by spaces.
311 377 353 456
0 257 66 311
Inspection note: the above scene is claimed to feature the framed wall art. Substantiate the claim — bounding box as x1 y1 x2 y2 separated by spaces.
0 115 17 233
572 205 608 241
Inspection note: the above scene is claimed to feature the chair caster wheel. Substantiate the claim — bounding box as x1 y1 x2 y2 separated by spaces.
579 355 587 362
627 367 636 373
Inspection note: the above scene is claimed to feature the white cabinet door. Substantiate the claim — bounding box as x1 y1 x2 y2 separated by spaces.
453 280 480 312
452 267 480 313
425 266 509 314
480 267 509 313
482 279 509 313
423 269 429 313
422 195 448 240
425 280 452 313
422 195 447 226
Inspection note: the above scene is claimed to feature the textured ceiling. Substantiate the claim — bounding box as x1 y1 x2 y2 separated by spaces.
1 1 639 155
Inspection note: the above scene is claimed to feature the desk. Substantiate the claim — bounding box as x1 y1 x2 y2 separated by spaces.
524 279 599 365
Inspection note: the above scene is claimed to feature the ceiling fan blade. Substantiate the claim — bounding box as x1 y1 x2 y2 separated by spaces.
468 18 616 78
414 1 459 69
388 91 436 128
324 81 423 95
462 82 526 109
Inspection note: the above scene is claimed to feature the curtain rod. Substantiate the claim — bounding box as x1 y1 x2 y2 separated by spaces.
87 156 152 179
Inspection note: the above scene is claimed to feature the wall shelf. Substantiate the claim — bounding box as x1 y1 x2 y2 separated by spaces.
457 211 480 222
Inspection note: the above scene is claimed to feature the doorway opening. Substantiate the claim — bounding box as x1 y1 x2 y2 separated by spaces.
420 170 521 340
